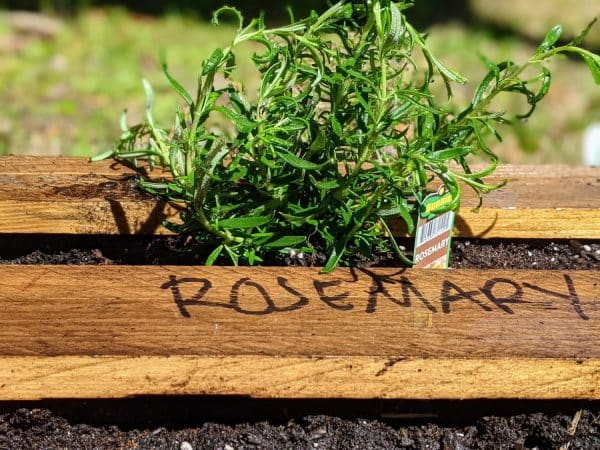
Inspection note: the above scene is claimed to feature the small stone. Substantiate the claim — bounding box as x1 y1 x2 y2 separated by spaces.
224 445 234 450
553 246 560 252
527 251 533 257
570 240 583 252
583 245 592 252
244 434 262 445
309 426 327 440
442 430 467 450
152 427 164 436
399 436 415 447
180 442 193 450
550 257 556 262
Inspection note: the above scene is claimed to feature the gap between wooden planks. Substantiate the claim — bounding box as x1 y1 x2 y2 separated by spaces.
0 266 598 400
1 156 599 238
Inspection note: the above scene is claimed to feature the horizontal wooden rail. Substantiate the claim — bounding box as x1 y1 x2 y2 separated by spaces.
1 266 598 400
1 156 599 238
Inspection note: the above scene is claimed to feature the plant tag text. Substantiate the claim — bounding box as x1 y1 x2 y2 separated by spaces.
414 187 456 269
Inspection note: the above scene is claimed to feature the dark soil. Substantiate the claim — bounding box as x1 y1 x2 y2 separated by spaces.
0 402 598 450
1 234 599 270
1 235 598 449
451 239 600 270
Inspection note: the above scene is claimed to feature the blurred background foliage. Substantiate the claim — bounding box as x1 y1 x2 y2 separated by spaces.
0 0 598 163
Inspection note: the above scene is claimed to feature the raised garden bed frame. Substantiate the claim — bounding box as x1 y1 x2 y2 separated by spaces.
0 156 598 401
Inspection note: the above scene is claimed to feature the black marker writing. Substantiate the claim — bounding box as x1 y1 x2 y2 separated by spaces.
480 277 524 314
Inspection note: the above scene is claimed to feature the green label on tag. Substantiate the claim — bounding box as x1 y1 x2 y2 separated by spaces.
413 187 456 269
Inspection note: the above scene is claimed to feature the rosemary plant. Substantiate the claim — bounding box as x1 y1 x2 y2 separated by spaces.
93 1 600 271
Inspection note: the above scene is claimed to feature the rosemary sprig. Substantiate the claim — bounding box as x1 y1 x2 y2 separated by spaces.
93 1 600 272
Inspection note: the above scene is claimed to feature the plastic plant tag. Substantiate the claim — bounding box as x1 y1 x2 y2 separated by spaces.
413 186 456 269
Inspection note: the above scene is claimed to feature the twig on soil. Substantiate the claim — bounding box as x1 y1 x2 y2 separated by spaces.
559 409 582 450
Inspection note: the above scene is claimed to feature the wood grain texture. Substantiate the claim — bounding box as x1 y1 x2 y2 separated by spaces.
0 266 598 400
1 156 599 237
2 266 598 358
1 357 597 400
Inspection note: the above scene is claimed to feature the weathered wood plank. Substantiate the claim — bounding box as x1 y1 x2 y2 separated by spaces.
1 156 597 178
0 157 177 234
1 156 599 237
2 266 598 358
1 356 597 400
0 266 598 400
0 199 179 234
0 156 161 176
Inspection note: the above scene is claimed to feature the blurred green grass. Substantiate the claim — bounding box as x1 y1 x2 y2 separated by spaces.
0 9 260 156
470 0 600 47
0 8 599 163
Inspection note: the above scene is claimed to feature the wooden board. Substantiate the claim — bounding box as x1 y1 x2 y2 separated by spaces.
1 156 599 238
1 266 598 400
2 356 597 401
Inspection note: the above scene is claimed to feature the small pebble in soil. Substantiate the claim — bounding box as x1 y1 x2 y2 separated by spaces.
309 426 328 440
451 240 600 270
180 441 193 450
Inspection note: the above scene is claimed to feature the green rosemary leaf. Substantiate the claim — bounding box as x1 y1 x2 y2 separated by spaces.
141 79 155 128
383 1 404 51
277 149 327 170
213 106 259 133
323 246 343 273
212 6 244 32
535 67 552 101
205 244 224 266
472 71 496 108
570 18 597 47
119 110 128 132
263 235 306 248
223 245 239 266
331 116 343 137
203 48 224 76
581 54 600 85
89 149 114 162
219 216 271 229
161 59 194 107
537 24 562 53
432 146 473 161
